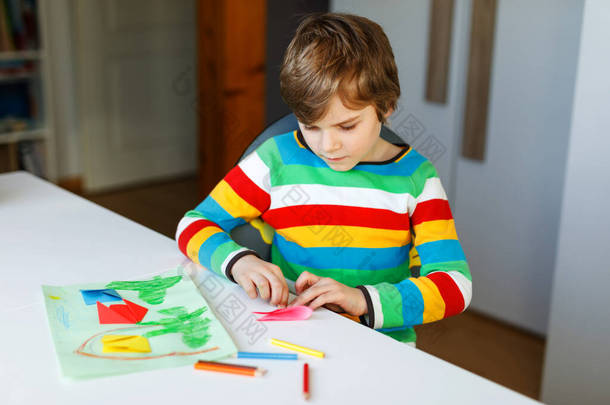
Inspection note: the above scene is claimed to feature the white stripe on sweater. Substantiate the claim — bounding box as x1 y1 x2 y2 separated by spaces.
270 184 412 214
221 247 251 276
175 216 207 241
364 285 385 329
239 151 271 194
408 177 447 215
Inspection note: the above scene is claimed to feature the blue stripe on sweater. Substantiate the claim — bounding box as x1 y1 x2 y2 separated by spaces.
416 239 466 265
195 196 246 232
197 231 232 271
395 279 424 326
273 232 409 270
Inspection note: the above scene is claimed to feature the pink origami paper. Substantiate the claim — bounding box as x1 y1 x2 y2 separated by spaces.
253 305 313 321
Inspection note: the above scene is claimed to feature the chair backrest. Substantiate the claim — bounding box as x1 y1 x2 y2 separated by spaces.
230 113 406 261
238 114 299 162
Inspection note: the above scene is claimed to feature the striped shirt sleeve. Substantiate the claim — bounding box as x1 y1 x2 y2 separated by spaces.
175 145 272 280
358 161 472 329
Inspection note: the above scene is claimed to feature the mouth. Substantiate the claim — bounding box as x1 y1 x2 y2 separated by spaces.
325 156 346 162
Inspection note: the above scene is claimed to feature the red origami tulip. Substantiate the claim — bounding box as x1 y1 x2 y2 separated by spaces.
97 299 148 324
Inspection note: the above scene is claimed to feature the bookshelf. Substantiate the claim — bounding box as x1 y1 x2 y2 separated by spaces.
0 0 55 179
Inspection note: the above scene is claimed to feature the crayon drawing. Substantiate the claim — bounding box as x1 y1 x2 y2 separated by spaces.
42 267 237 379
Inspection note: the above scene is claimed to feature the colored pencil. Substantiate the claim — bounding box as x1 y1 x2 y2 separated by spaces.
303 363 310 400
194 360 266 377
270 338 325 358
235 351 298 360
197 359 258 370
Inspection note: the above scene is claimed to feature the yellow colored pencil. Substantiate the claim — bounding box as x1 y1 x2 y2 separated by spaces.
270 338 325 358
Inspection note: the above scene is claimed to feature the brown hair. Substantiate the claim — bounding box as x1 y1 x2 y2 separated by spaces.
280 12 400 125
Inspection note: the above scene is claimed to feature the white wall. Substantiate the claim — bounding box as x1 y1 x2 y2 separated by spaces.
454 0 584 334
47 0 81 179
332 0 584 334
542 1 610 403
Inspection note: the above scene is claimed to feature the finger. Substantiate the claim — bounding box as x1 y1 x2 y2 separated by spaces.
295 271 321 295
263 270 285 307
268 265 289 303
280 286 290 308
290 283 329 307
292 277 334 304
251 274 271 301
323 303 344 313
309 291 340 311
236 276 258 299
294 271 311 295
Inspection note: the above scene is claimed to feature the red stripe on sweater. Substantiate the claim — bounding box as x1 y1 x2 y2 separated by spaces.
427 272 465 317
262 205 409 231
411 199 453 226
224 165 270 213
178 219 218 256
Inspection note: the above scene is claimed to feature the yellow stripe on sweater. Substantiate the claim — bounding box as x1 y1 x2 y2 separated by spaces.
186 226 223 264
278 225 409 248
412 219 458 246
410 276 445 323
409 245 421 268
293 130 306 148
394 147 412 163
210 180 262 220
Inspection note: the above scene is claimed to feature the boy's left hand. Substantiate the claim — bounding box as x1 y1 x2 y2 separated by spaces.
288 271 368 317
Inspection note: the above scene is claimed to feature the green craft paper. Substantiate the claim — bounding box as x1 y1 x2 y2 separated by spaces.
42 267 237 380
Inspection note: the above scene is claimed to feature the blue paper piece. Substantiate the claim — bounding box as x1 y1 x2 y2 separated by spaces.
80 289 122 305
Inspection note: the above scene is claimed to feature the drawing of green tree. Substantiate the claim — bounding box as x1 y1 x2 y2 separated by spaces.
139 306 212 348
105 275 182 305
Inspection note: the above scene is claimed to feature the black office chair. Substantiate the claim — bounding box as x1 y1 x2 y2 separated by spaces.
230 113 406 261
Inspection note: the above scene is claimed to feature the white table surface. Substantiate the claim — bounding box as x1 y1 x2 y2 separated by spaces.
0 172 539 404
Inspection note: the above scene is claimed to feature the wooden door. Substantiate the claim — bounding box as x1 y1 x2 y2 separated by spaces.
197 0 266 197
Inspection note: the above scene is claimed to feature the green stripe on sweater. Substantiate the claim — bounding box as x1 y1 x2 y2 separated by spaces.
420 260 471 280
272 164 413 194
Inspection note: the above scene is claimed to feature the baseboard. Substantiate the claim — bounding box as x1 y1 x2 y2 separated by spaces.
57 176 83 195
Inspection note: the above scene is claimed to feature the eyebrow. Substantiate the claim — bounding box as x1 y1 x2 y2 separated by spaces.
334 115 360 126
307 115 360 127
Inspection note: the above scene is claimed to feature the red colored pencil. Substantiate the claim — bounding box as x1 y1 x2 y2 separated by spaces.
303 363 310 400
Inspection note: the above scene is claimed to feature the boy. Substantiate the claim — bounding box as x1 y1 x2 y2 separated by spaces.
176 13 471 344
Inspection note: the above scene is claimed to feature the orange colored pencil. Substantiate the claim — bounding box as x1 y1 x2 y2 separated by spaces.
197 360 257 370
194 361 266 377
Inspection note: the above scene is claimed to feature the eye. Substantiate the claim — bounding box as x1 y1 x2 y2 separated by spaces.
341 124 356 131
304 125 318 131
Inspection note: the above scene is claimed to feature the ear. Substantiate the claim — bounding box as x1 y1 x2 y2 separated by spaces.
383 107 394 120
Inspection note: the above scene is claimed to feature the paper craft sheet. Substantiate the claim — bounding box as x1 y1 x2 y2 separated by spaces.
42 267 237 380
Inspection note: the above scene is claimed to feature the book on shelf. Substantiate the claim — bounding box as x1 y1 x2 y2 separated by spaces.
0 78 38 134
0 0 38 53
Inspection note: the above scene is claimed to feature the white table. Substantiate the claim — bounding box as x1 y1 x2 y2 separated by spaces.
0 172 539 404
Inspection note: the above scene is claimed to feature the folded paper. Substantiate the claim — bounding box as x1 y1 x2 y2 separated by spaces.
253 305 313 321
80 289 122 305
97 299 148 324
102 335 151 353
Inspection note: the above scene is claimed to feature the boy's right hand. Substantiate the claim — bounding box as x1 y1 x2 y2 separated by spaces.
230 254 289 307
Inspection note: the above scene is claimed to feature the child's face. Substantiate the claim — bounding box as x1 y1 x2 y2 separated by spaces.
298 94 392 171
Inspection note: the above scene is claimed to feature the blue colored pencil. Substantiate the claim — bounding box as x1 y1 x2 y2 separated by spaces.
236 351 298 360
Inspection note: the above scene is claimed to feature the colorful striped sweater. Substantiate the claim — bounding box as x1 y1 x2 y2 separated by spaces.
176 130 472 343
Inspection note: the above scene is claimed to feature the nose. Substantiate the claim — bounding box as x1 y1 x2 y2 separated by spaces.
321 130 341 154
